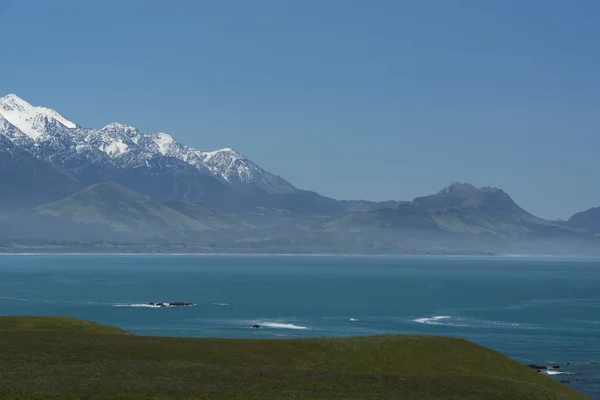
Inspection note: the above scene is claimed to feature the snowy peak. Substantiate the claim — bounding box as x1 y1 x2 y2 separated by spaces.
199 148 297 194
97 124 180 157
33 106 77 129
203 147 237 159
202 148 253 182
0 94 31 111
0 94 77 139
151 133 178 156
101 122 139 135
201 148 254 181
0 94 300 195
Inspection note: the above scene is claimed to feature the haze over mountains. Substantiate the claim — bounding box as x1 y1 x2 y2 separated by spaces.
0 94 598 254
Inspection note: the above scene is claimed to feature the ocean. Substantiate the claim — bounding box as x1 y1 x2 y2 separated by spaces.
0 254 598 398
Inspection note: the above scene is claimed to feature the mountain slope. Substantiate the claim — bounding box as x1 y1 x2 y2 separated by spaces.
0 134 81 209
567 207 600 234
1 94 395 215
161 200 239 230
35 182 216 240
329 182 566 236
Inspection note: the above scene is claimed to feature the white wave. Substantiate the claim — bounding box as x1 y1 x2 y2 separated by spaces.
350 318 359 322
257 322 308 330
412 315 523 329
0 296 28 302
212 302 233 306
541 370 576 376
413 316 456 325
113 303 162 308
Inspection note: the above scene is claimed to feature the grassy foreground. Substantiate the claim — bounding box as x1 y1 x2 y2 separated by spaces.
0 317 590 400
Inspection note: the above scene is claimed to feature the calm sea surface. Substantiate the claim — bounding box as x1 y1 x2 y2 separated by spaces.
0 254 599 398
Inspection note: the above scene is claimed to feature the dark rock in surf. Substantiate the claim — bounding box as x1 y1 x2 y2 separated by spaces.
552 365 560 369
527 364 547 371
149 301 194 307
252 324 261 329
169 302 194 307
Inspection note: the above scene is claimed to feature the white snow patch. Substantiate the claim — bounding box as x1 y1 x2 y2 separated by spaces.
101 141 129 156
153 133 176 155
37 106 77 129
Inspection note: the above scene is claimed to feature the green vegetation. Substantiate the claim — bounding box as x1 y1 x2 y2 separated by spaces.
0 316 129 335
0 316 589 399
161 200 237 229
36 182 215 238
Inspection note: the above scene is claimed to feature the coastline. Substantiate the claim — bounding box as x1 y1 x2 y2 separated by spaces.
3 252 600 261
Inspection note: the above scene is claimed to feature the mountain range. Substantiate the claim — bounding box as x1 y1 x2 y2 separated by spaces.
0 94 598 254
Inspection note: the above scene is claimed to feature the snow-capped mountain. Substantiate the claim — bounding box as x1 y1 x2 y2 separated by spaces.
0 94 297 195
0 94 78 140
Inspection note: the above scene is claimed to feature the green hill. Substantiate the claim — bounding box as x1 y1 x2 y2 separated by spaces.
0 316 129 335
329 182 567 235
35 182 216 240
0 316 589 400
161 200 239 229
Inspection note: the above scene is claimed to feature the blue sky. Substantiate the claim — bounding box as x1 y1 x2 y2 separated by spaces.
0 0 598 219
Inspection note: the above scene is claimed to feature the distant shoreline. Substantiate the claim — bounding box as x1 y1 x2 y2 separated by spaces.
0 250 498 256
2 253 600 262
2 251 599 258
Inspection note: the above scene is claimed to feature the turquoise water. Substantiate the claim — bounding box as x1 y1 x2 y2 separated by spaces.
0 254 599 398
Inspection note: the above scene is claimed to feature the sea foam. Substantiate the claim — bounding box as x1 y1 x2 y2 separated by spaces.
257 322 308 330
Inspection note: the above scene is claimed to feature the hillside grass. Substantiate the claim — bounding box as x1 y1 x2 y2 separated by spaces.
0 316 130 335
35 182 213 235
0 316 590 400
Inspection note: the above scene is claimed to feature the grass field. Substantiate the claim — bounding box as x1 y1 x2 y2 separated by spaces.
0 316 590 400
